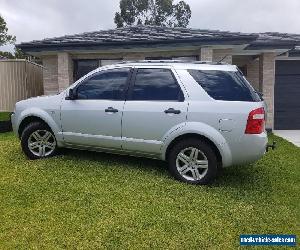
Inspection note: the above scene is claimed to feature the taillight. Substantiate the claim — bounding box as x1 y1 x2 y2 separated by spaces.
245 107 265 134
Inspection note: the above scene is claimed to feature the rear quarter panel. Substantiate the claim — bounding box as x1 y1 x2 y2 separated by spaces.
176 68 267 166
187 100 267 165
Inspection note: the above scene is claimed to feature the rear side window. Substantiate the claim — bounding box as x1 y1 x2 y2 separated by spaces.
188 69 261 102
131 68 183 101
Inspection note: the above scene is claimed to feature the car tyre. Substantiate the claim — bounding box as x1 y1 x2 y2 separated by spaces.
168 139 218 185
21 122 58 160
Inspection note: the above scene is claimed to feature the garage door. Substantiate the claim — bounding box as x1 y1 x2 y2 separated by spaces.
275 60 300 129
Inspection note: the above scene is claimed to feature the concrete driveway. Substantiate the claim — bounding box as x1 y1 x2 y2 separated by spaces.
273 130 300 147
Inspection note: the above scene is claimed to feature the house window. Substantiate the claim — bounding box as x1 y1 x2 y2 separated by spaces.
74 60 98 81
73 59 123 81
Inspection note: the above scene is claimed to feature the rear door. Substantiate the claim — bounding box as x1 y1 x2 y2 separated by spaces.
121 67 188 155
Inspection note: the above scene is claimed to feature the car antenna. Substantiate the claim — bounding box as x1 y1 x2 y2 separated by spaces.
218 54 229 63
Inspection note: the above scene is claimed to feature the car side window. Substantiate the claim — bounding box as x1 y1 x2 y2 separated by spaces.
131 68 184 101
76 68 130 100
188 69 261 102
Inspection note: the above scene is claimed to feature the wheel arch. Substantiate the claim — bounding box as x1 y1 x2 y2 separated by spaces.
165 133 223 166
18 116 50 138
161 122 232 167
16 108 62 144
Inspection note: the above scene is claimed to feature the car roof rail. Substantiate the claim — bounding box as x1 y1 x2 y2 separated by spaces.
118 60 228 65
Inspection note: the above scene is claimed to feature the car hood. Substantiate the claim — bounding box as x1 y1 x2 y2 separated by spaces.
15 93 63 111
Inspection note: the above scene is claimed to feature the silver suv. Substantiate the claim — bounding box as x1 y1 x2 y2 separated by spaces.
11 61 268 184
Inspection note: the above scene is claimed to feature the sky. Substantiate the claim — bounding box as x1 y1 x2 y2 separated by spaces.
1 0 300 51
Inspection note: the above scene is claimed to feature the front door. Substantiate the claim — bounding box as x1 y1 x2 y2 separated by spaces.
122 67 188 155
61 67 131 149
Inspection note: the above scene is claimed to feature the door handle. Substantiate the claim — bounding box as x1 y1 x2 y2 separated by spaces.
105 107 118 113
164 108 181 114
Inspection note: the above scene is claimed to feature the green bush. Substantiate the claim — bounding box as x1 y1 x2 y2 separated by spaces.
0 112 11 121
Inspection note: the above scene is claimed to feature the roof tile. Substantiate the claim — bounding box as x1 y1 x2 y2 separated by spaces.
18 25 257 48
17 25 300 51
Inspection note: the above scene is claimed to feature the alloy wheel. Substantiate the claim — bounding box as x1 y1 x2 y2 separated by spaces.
176 147 209 181
27 130 56 157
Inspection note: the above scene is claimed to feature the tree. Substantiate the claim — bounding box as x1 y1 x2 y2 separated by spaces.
0 15 16 46
114 0 191 28
14 47 26 59
0 51 14 59
0 48 26 59
0 15 27 59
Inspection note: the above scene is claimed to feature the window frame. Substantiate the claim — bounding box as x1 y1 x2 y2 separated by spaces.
74 67 133 101
127 67 185 102
73 59 123 81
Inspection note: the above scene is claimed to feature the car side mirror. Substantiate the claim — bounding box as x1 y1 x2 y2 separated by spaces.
65 88 77 100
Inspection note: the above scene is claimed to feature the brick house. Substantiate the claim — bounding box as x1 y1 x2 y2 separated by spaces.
17 26 300 130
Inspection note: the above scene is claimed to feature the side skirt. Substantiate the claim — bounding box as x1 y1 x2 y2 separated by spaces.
62 143 163 161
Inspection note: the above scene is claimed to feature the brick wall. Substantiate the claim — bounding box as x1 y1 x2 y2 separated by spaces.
259 53 276 129
57 52 73 92
246 58 260 91
232 55 260 90
42 56 59 95
213 49 233 64
123 53 145 61
200 47 213 61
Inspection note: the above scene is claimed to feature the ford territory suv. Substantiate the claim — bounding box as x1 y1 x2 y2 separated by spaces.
11 61 268 185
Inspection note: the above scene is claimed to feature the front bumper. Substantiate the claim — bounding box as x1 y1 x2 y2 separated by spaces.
10 112 17 135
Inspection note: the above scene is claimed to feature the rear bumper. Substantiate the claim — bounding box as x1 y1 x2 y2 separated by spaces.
230 132 268 166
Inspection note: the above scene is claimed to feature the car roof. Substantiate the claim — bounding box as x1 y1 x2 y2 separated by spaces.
111 60 238 71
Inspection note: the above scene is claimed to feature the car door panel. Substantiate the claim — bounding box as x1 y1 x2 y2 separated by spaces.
121 67 188 155
61 67 131 149
122 101 188 154
61 99 124 148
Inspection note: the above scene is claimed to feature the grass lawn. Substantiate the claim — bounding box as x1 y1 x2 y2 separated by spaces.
0 132 299 249
0 112 11 121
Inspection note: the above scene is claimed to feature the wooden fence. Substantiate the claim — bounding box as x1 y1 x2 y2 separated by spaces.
0 59 44 111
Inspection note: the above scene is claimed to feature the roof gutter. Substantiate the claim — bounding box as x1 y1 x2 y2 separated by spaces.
245 42 298 50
